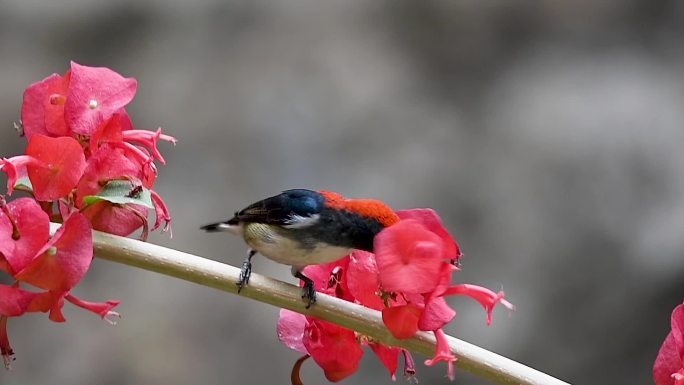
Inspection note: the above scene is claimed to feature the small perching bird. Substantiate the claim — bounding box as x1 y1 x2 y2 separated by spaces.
201 189 399 307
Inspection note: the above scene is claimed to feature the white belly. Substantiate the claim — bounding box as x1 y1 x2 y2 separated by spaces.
242 223 351 268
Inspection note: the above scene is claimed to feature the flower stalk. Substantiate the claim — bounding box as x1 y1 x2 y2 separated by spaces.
49 223 570 385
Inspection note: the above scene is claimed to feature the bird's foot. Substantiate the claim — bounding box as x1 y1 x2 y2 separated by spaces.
236 249 256 293
294 270 316 309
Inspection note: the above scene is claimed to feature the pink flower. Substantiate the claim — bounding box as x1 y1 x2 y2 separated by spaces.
424 329 457 380
64 61 137 136
396 208 462 263
374 219 445 294
14 212 93 292
21 72 71 139
654 302 684 385
443 284 514 325
303 319 363 382
123 128 177 165
0 135 86 200
382 304 421 339
0 197 50 275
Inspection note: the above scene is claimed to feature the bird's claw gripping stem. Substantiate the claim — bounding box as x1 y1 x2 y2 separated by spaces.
237 249 256 293
295 271 316 309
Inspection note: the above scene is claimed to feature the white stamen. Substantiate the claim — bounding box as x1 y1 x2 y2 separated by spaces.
88 99 98 109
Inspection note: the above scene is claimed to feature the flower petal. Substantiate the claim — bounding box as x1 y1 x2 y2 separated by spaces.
396 208 461 262
25 135 86 201
368 343 400 380
21 72 70 139
374 220 445 294
277 309 308 354
347 250 384 310
65 62 137 135
0 284 38 317
418 296 456 332
15 213 93 292
382 304 421 339
303 320 363 382
0 197 50 274
424 328 456 380
654 303 684 385
65 294 120 324
443 284 514 325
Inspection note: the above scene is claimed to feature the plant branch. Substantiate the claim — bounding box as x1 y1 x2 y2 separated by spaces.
50 223 570 385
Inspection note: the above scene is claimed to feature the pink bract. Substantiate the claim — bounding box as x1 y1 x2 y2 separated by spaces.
0 198 50 275
654 303 684 385
14 213 93 292
64 62 137 136
303 319 363 382
21 72 70 139
374 219 445 294
25 135 86 201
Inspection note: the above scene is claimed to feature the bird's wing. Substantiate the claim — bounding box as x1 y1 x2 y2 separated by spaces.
234 190 321 227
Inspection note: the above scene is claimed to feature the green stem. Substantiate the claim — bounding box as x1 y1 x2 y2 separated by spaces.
50 223 570 385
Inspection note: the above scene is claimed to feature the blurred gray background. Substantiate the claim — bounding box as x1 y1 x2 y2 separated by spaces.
1 1 683 384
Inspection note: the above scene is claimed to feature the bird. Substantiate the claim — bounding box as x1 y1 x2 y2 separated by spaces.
201 189 400 307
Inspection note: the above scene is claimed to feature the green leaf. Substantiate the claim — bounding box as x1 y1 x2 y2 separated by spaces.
82 180 153 209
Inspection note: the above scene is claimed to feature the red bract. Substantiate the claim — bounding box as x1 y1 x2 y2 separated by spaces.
0 197 50 275
65 62 137 136
367 343 400 380
374 219 445 294
382 304 421 339
21 72 70 139
88 111 129 152
25 135 86 201
81 200 148 237
303 319 363 382
14 213 93 292
654 302 684 385
396 208 462 263
0 285 39 317
277 309 308 354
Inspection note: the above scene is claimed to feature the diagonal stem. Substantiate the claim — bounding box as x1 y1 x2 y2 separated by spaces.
49 223 570 385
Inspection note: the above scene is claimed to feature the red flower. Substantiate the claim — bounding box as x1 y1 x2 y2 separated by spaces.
303 319 363 382
21 72 71 139
1 135 86 200
443 284 514 326
346 250 384 310
64 61 137 136
382 304 421 339
0 197 50 275
396 208 462 263
654 302 684 385
277 309 308 354
424 329 457 380
374 219 445 294
14 212 93 292
0 285 39 317
123 128 177 165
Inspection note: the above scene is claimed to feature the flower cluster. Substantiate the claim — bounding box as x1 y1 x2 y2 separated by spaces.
654 302 684 385
0 62 175 369
277 209 513 382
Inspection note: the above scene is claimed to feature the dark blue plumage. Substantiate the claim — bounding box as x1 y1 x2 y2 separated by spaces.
226 189 324 226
